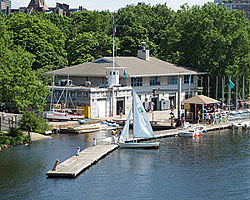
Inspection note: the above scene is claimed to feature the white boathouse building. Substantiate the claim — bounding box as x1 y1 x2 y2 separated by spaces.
45 45 205 118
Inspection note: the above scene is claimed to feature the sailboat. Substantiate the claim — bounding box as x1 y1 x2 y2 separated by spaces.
119 90 160 149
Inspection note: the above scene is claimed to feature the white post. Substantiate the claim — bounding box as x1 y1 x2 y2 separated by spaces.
76 147 80 156
93 138 96 146
178 77 182 122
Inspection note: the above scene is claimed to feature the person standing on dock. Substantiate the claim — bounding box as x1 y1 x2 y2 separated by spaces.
117 129 122 144
111 130 116 144
2 111 6 121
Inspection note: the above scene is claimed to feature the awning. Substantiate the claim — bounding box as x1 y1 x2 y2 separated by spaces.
183 95 220 104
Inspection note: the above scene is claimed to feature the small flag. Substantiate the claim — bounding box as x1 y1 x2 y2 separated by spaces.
113 22 116 37
124 70 128 80
229 79 235 89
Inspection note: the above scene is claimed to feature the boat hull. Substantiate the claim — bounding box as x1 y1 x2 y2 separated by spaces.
119 142 160 149
179 132 202 137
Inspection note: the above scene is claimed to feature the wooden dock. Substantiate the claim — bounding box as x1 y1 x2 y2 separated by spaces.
47 142 118 178
46 120 242 178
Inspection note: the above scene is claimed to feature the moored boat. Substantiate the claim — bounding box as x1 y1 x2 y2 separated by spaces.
118 90 160 149
179 127 202 137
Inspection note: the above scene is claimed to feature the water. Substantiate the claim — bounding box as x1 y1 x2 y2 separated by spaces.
1 129 250 200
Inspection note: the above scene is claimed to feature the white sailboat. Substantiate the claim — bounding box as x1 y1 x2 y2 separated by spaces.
119 90 160 149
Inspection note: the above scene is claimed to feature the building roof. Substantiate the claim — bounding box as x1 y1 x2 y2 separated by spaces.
183 95 220 104
44 56 205 77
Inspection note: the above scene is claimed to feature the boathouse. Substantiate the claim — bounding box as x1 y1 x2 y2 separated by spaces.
44 44 205 118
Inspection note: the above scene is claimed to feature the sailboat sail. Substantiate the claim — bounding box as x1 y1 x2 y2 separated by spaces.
120 109 132 141
133 90 154 138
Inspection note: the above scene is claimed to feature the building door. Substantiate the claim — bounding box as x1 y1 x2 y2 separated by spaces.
116 100 125 115
97 100 106 118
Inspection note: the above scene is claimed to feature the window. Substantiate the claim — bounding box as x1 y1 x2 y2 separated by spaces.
150 76 160 86
168 76 177 85
184 75 194 84
131 77 142 87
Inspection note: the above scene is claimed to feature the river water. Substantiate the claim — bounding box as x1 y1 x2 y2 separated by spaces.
1 129 250 200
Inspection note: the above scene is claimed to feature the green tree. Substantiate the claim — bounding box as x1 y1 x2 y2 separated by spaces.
5 13 68 72
67 31 113 65
0 47 50 112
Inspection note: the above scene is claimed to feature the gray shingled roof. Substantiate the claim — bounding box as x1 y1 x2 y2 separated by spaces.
44 56 204 77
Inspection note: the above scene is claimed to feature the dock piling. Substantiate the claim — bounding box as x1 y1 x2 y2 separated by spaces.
52 159 59 171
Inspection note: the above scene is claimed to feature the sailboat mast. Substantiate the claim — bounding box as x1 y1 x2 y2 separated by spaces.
65 72 69 112
50 73 55 111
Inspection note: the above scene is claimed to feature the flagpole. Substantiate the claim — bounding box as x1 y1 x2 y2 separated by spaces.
112 16 115 70
188 74 191 98
222 76 224 104
228 76 231 112
236 76 238 110
208 76 210 97
216 76 218 100
242 76 245 108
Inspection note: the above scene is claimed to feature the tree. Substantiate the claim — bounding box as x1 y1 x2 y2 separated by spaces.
5 13 68 72
67 31 113 65
0 47 50 112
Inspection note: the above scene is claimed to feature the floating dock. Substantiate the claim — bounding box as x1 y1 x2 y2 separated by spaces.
46 120 241 178
47 142 118 178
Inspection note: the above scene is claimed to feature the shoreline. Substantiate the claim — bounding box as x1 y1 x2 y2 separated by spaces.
23 131 53 141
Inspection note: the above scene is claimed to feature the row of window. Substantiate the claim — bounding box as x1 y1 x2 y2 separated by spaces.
131 75 194 87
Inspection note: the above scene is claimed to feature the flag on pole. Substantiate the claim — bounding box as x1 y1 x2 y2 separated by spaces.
124 70 128 80
229 79 235 89
113 21 116 37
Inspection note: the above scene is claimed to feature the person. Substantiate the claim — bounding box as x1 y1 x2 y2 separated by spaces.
181 113 185 127
111 130 116 144
197 109 201 124
117 129 122 144
119 106 123 118
149 102 155 112
2 111 6 121
170 109 175 127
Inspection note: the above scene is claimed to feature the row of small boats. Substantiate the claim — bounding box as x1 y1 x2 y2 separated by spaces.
59 122 119 134
44 111 85 121
230 121 250 129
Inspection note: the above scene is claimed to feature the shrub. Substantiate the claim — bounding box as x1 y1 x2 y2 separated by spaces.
5 139 10 145
19 111 50 134
8 127 23 137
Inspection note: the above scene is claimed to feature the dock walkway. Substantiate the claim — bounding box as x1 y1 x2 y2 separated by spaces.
47 142 118 178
